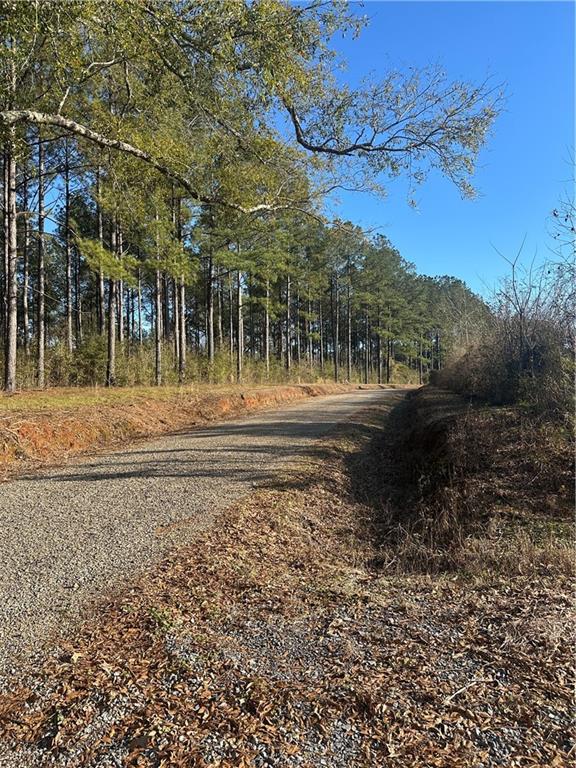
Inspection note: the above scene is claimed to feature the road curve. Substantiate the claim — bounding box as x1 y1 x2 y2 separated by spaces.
0 388 395 673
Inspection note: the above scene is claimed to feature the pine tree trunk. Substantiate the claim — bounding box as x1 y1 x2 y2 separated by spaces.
236 270 243 383
3 137 17 392
117 281 124 343
319 300 324 374
285 274 291 372
307 296 313 370
178 275 186 381
155 268 163 386
2 151 7 344
76 249 83 344
295 287 301 367
228 273 234 364
96 166 105 335
106 278 116 386
346 273 352 382
126 288 135 355
126 287 132 351
117 227 124 344
64 139 73 354
331 276 339 382
207 253 214 364
265 278 270 377
106 220 117 386
162 273 170 342
137 268 143 347
216 267 223 350
418 334 424 384
377 308 382 385
22 175 30 356
277 283 283 360
74 156 82 343
246 273 252 359
173 277 180 371
176 199 186 380
36 132 46 388
364 313 370 384
5 40 21 389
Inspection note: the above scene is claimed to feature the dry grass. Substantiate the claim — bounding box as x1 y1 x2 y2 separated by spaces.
0 382 346 413
0 395 572 767
364 387 574 578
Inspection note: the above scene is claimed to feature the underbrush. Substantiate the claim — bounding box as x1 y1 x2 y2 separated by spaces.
12 342 333 389
430 258 574 424
363 387 574 578
9 340 416 390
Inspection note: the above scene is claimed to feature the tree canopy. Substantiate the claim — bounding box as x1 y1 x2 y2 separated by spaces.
0 0 500 390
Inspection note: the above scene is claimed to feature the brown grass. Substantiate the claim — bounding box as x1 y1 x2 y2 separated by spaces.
364 387 574 578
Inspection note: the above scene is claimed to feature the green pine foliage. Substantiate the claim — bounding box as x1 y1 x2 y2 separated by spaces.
0 1 504 390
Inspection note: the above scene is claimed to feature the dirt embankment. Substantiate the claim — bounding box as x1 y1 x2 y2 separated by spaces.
0 383 387 477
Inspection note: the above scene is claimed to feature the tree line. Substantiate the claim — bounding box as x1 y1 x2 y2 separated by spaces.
0 0 500 391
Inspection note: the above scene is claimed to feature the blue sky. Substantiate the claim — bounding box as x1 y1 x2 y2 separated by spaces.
325 1 574 296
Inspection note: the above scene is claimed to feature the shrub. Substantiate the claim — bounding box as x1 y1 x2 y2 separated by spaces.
435 259 574 423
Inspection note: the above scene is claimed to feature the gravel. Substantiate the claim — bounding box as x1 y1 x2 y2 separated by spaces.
0 389 390 676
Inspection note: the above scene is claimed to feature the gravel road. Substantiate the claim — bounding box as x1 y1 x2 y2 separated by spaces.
0 389 393 675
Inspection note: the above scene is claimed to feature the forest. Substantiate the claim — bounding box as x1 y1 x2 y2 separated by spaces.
0 0 497 391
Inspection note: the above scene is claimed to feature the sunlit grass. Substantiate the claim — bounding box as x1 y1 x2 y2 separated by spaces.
0 382 307 413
